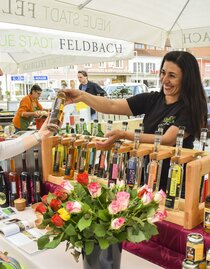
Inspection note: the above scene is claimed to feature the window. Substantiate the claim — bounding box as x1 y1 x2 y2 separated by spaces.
99 62 106 68
133 62 144 73
145 63 156 73
134 43 145 49
84 63 92 68
114 60 123 68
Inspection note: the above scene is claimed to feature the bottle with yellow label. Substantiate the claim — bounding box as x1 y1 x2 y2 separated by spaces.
204 194 210 234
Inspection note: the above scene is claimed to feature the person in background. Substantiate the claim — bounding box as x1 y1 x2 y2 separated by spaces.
65 51 208 191
77 70 106 119
13 84 47 132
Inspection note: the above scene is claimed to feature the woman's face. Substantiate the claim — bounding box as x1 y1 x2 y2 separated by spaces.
78 73 88 85
160 61 183 103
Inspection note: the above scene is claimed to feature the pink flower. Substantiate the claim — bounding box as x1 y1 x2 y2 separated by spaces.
66 201 82 213
111 217 125 230
147 210 167 224
141 191 153 205
60 180 74 193
116 191 130 211
87 182 102 198
137 184 152 199
108 200 121 215
154 190 166 203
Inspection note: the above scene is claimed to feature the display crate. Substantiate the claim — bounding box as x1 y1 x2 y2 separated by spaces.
41 135 210 230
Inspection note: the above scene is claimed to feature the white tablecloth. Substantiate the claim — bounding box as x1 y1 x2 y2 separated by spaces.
0 207 163 269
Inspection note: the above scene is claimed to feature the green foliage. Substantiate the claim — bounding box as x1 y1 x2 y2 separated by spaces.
37 180 165 261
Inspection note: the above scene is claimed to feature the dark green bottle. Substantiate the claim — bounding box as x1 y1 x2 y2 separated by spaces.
96 123 104 137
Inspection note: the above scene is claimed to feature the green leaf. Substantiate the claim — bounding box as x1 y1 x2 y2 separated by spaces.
77 216 92 231
131 216 144 226
127 227 146 243
84 241 95 255
98 209 109 221
94 224 106 237
38 233 64 249
65 223 77 236
37 235 50 250
98 237 109 249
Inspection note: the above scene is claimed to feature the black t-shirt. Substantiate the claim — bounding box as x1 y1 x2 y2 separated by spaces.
127 91 194 148
127 92 194 192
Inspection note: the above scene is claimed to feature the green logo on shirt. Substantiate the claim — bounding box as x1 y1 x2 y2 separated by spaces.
163 116 176 125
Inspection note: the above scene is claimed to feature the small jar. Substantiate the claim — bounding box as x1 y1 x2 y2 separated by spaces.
204 194 210 234
186 233 204 262
207 247 210 269
182 259 199 269
47 91 66 132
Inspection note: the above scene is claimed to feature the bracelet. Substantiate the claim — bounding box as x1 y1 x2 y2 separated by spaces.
33 132 42 142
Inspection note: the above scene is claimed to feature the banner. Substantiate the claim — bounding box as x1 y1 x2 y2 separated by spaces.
0 29 134 58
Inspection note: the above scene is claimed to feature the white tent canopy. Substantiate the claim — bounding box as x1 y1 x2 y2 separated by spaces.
0 27 133 74
0 0 210 48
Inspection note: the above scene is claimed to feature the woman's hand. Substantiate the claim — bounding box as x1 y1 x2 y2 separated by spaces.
62 89 82 105
38 116 52 139
95 129 125 149
0 251 9 262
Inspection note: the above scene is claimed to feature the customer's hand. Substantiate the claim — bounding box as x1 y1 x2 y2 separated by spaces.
0 251 9 262
38 116 52 140
95 129 125 149
34 111 43 118
62 89 82 105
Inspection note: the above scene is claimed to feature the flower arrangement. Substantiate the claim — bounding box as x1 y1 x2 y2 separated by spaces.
36 173 166 261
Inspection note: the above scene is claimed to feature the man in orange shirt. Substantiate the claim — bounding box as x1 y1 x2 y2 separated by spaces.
13 85 46 131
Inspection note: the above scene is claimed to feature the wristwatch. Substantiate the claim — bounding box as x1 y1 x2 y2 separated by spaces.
33 132 42 142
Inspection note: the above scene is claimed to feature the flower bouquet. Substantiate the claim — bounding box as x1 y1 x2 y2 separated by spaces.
36 173 166 263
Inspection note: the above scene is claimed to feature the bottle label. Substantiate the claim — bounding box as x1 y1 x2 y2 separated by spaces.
147 161 157 189
99 152 106 169
36 181 40 193
186 242 204 262
204 207 210 230
11 182 16 194
112 163 118 179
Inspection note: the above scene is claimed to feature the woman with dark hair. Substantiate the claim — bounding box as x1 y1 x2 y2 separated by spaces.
13 84 47 131
64 51 208 190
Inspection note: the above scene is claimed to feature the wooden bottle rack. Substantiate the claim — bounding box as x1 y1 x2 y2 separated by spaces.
41 136 210 229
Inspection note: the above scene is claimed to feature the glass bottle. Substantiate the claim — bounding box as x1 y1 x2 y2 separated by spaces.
199 128 208 202
32 149 41 203
20 151 31 206
52 137 64 176
91 119 98 136
165 131 184 210
146 131 161 191
78 136 90 173
0 170 9 207
78 118 84 134
204 194 210 234
108 140 121 186
122 121 128 131
64 134 76 180
47 91 66 132
126 129 141 188
83 122 91 135
96 123 104 137
65 122 70 135
8 159 19 206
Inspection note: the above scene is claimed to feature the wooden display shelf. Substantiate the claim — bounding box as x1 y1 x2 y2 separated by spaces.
41 135 210 230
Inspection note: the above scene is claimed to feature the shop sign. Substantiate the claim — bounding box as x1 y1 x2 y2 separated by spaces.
11 75 24 81
33 76 48 81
